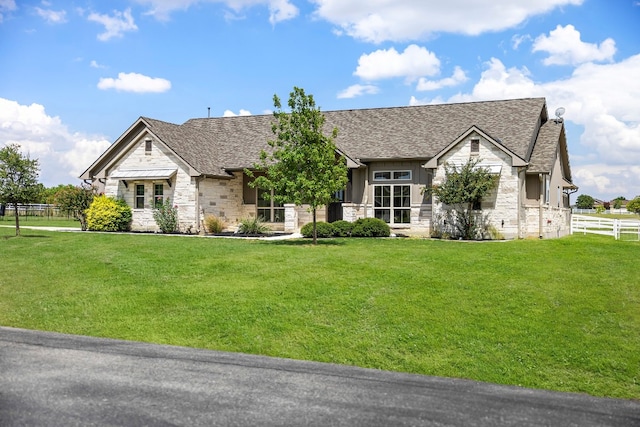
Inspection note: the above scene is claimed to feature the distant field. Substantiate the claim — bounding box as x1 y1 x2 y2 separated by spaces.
1 228 638 399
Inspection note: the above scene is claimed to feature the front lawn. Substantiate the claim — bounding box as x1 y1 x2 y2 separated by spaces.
0 215 80 228
1 229 638 399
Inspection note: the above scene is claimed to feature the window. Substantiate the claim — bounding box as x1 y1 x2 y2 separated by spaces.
145 139 152 154
373 170 412 181
135 184 145 209
154 184 164 208
257 188 284 222
470 138 480 155
544 176 550 204
374 184 410 224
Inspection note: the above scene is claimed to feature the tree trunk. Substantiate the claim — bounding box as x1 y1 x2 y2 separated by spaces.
13 203 20 236
312 208 317 245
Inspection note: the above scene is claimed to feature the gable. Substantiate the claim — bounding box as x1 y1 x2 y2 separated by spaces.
423 126 527 169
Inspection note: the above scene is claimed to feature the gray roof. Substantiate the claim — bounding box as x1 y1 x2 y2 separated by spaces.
528 119 562 173
134 98 553 177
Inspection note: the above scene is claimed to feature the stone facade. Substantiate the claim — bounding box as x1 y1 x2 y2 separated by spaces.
106 136 198 233
431 132 521 239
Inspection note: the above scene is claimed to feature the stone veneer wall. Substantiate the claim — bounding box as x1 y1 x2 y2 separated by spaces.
431 134 520 239
523 205 572 238
199 173 317 233
105 138 197 232
198 173 251 231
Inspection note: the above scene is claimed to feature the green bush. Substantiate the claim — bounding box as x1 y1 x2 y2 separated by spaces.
331 220 353 237
153 198 178 233
237 217 271 235
86 195 132 232
351 217 390 237
301 221 334 238
204 214 226 233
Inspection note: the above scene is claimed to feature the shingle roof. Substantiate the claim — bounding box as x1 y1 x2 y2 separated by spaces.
528 119 562 173
142 97 551 177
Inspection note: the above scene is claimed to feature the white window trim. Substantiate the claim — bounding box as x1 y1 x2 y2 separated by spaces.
373 170 412 181
373 184 411 225
257 189 285 223
154 182 164 208
134 183 145 210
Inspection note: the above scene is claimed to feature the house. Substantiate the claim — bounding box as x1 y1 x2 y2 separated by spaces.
80 97 577 239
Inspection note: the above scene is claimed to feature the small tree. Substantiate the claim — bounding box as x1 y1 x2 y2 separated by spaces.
627 196 640 214
153 198 178 233
246 87 348 244
575 194 594 209
54 184 95 230
612 197 626 209
426 158 497 240
0 144 40 236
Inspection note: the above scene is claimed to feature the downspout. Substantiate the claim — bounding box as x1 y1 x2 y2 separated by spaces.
539 173 544 239
195 176 203 234
363 165 369 218
518 168 524 239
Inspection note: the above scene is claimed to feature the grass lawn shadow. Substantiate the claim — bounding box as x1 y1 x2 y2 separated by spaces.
266 238 347 246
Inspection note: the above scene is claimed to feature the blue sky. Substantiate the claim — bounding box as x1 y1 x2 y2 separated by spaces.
1 0 639 202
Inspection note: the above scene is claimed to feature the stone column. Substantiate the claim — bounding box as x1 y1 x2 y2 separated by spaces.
284 204 298 232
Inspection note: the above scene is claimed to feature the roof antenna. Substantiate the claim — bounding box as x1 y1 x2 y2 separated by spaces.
207 107 211 118
554 107 565 124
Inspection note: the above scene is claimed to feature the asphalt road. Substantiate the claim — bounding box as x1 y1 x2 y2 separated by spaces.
1 327 638 426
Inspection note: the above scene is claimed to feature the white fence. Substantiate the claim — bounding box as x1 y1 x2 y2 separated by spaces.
571 215 640 240
0 203 62 217
572 208 635 215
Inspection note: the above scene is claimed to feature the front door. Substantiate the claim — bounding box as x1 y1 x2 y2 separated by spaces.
328 202 343 222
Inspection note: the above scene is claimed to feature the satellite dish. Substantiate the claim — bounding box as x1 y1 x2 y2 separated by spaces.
555 107 565 119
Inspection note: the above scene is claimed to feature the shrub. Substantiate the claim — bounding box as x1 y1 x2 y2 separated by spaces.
86 195 132 232
204 214 226 234
351 217 390 237
626 196 640 214
237 217 271 235
153 198 178 233
301 221 334 238
53 184 95 231
331 220 353 237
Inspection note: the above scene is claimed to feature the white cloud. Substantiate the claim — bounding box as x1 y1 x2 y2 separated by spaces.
223 109 252 117
134 0 298 23
573 165 640 199
35 6 67 24
97 72 171 93
337 84 379 99
266 0 297 24
90 60 105 69
0 98 111 186
0 0 16 23
512 34 532 50
311 0 584 43
354 45 440 82
533 24 616 66
416 66 468 91
88 8 137 41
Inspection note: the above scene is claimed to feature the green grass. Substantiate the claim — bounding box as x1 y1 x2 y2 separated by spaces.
583 213 640 220
1 229 638 399
0 215 80 228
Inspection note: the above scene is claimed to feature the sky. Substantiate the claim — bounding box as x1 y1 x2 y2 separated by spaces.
1 0 639 202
